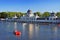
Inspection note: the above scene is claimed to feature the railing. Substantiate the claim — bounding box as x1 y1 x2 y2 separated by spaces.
0 18 60 23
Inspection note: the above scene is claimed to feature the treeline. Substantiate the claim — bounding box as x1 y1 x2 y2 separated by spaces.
0 12 25 18
0 12 60 18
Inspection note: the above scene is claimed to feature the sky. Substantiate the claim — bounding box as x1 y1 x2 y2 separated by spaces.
0 0 60 13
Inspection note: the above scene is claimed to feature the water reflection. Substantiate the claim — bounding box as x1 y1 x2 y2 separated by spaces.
20 23 60 40
22 23 29 40
29 24 35 40
34 24 40 40
1 21 60 40
51 26 58 40
14 22 17 30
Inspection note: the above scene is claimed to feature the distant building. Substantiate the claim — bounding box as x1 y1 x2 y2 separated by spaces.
26 9 34 17
48 12 58 20
13 15 17 19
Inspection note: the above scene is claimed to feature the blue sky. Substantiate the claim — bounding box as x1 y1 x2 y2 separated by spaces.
0 0 60 12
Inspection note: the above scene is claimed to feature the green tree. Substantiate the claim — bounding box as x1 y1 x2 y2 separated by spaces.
0 12 8 18
42 12 50 17
34 12 41 17
0 12 25 18
56 12 60 17
8 12 17 18
16 12 23 17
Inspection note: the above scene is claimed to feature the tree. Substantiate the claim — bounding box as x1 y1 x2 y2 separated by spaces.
0 12 26 18
7 12 18 18
34 12 41 17
16 12 23 17
0 12 8 18
56 12 60 17
42 12 50 17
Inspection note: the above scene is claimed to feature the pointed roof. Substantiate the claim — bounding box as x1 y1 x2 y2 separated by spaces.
27 9 32 13
51 11 55 14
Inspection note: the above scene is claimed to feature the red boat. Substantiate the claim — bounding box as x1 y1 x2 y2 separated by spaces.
13 30 21 37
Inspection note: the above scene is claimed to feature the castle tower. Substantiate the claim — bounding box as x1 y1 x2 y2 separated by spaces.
49 12 57 20
50 12 55 16
27 9 34 17
27 9 32 14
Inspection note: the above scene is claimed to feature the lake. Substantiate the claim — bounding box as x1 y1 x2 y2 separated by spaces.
0 21 60 40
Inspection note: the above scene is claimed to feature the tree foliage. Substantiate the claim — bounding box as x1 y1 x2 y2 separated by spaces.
42 12 50 17
34 12 41 17
0 12 24 18
56 12 60 17
0 11 60 18
0 12 8 18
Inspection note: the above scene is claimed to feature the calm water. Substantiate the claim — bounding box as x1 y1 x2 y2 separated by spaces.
0 21 60 40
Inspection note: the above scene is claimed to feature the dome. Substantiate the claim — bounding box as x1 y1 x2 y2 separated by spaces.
27 9 32 13
26 9 34 17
